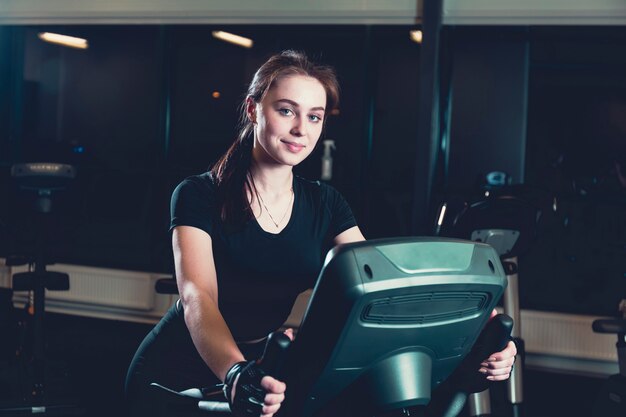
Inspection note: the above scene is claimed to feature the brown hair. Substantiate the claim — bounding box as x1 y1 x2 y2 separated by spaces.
210 50 340 226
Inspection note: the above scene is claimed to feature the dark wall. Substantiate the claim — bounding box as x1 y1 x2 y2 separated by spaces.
521 27 626 315
0 27 22 257
447 27 529 191
367 28 421 237
6 26 167 271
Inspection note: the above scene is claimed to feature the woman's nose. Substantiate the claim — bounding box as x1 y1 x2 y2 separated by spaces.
290 116 306 137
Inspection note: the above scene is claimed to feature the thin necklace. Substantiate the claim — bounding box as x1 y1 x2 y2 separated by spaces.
256 187 294 229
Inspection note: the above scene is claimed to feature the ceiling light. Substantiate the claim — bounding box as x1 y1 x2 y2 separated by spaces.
212 31 253 49
409 30 423 44
38 32 88 50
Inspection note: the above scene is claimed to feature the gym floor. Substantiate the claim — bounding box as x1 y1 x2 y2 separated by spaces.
0 311 606 417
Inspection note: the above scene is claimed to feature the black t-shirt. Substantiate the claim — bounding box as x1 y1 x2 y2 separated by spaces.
170 173 357 340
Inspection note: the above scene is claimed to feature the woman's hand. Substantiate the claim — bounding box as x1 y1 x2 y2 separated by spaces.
259 376 287 417
229 366 287 417
283 328 295 341
479 340 517 381
479 309 517 381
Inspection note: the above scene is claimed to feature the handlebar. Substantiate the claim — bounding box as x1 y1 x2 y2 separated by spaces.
440 314 514 417
256 331 292 378
150 331 292 415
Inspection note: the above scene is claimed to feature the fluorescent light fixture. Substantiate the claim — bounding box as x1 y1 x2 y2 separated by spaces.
38 32 88 50
212 31 253 49
409 30 423 44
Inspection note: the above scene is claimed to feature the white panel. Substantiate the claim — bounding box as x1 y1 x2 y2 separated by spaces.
10 292 177 324
444 0 626 25
11 263 157 310
2 261 178 323
521 309 621 376
0 0 420 25
521 309 617 361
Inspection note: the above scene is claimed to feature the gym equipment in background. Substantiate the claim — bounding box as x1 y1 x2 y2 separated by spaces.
0 163 78 415
436 172 552 417
591 299 626 417
151 237 513 417
155 276 178 295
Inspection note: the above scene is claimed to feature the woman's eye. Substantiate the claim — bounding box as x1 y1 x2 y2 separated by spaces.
278 108 293 116
309 115 322 123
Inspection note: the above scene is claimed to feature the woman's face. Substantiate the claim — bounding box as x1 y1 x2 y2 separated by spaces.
250 75 327 167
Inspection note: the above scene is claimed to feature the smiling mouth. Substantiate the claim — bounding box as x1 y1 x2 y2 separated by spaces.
281 140 306 153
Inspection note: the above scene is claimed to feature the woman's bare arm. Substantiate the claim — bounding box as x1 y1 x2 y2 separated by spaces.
174 225 286 416
173 225 244 381
333 226 366 245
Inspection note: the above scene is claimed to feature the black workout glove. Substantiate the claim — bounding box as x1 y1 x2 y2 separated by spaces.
223 360 268 416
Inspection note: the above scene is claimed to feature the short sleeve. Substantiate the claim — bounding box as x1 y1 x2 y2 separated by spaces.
321 183 358 237
170 176 216 236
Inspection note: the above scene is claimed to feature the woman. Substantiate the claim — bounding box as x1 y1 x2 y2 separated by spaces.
125 50 516 417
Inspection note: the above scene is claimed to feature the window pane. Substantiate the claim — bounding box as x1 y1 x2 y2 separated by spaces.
524 27 626 315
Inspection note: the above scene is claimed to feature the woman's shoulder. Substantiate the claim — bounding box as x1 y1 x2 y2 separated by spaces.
172 171 218 203
297 175 340 189
177 172 217 192
295 175 320 188
294 175 344 201
170 172 219 233
294 176 355 229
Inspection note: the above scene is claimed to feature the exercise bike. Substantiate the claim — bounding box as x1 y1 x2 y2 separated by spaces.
150 237 513 417
0 163 79 416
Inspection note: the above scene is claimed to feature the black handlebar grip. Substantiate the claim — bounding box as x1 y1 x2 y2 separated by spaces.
592 318 626 335
453 314 514 394
471 314 513 360
256 331 292 379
